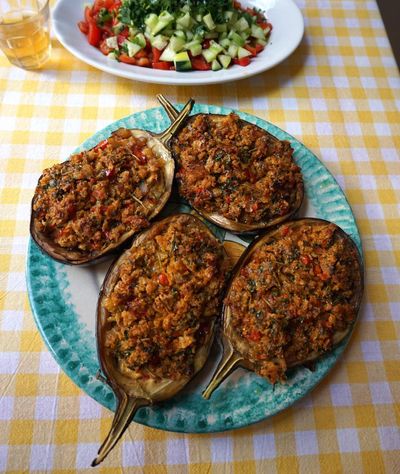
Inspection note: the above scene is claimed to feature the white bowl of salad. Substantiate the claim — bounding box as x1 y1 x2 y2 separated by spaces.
53 0 304 84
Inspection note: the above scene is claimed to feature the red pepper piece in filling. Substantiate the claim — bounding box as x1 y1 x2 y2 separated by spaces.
88 21 101 47
95 139 108 150
158 273 169 286
132 147 147 164
248 330 262 342
281 226 290 236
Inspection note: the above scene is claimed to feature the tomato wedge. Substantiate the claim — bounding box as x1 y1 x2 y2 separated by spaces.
84 6 92 23
233 57 251 66
137 57 150 67
108 1 121 12
135 49 147 59
152 47 162 63
244 45 257 57
92 0 114 14
88 21 101 46
117 28 129 43
119 54 136 65
259 21 273 31
99 39 112 55
191 56 211 70
152 61 171 70
78 21 89 35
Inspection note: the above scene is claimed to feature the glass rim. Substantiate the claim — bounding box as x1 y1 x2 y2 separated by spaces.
0 0 49 28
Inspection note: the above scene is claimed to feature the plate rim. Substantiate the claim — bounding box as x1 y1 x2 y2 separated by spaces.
27 104 363 433
52 0 304 85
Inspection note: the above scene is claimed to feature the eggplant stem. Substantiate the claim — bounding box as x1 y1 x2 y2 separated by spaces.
91 394 148 467
157 98 194 145
157 94 179 121
202 348 242 400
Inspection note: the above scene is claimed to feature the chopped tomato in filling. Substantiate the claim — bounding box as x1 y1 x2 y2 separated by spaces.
172 113 303 225
226 223 361 383
104 215 227 381
33 129 166 255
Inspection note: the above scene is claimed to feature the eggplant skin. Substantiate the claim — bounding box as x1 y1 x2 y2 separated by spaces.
97 213 230 402
224 218 364 384
171 113 304 233
30 129 174 265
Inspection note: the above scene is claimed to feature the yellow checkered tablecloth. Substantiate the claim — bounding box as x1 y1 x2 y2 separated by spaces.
1 0 399 472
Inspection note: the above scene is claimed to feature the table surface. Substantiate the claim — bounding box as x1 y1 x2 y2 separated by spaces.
1 0 399 472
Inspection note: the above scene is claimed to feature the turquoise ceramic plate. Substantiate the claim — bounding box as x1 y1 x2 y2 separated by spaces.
27 104 362 433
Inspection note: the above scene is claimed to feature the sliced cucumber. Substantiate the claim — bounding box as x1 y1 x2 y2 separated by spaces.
228 30 245 47
159 44 176 62
193 33 204 42
237 46 251 59
170 35 186 52
189 43 202 56
228 44 238 58
144 13 158 31
125 41 143 58
211 59 222 71
256 38 268 47
234 17 249 32
219 38 231 49
202 42 223 62
184 39 201 49
218 54 232 69
204 31 219 39
251 23 266 40
176 11 191 29
133 33 146 47
174 30 186 39
203 13 216 30
215 23 227 33
227 12 238 26
152 11 174 35
209 42 224 54
174 51 192 71
151 34 168 51
202 48 217 63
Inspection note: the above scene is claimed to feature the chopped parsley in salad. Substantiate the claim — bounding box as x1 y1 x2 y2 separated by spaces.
78 0 272 71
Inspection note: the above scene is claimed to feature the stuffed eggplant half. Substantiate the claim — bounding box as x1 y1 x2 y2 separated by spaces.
30 99 194 265
93 213 229 466
203 218 364 399
158 95 304 233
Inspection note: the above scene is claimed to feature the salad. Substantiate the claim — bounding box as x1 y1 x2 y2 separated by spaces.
78 0 272 71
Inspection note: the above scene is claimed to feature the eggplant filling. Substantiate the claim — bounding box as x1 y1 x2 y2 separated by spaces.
32 129 166 255
103 215 227 381
226 222 361 384
172 113 303 225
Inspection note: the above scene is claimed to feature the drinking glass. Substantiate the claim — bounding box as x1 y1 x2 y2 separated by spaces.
0 0 50 69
